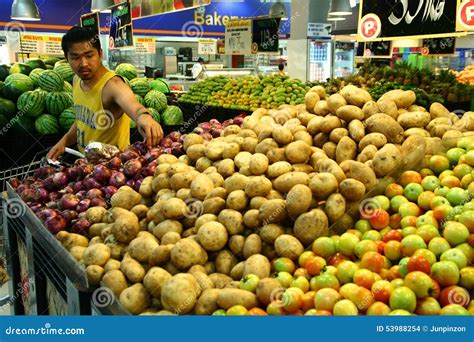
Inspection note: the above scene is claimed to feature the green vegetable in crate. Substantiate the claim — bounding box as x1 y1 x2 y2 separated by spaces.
46 92 74 116
38 70 64 92
115 63 137 81
0 98 16 120
63 81 73 93
3 73 34 101
35 114 60 135
130 78 150 97
25 59 46 70
11 115 35 135
59 107 76 131
135 94 145 106
145 90 167 112
148 107 161 123
9 63 32 76
161 105 183 125
29 68 45 87
149 78 170 93
54 63 74 83
17 90 45 118
0 65 9 81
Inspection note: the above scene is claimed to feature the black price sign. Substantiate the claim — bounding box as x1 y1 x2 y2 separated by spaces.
364 41 392 58
80 12 100 39
422 37 456 56
109 1 134 49
252 18 280 53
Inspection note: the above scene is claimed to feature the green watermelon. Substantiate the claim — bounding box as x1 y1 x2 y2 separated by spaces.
130 78 150 97
35 114 60 135
46 65 54 70
0 114 8 131
54 63 74 83
38 70 64 92
9 63 32 76
11 115 35 135
115 63 137 81
46 92 73 116
149 79 170 93
3 74 34 101
144 90 167 112
43 57 60 66
147 107 161 123
63 81 73 92
59 107 75 130
17 91 45 118
29 68 45 86
135 94 145 106
161 105 183 125
25 59 46 70
0 81 4 95
0 98 17 120
0 65 8 82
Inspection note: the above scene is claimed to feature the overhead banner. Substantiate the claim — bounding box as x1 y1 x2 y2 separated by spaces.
114 0 211 19
109 1 134 49
457 0 474 31
80 12 100 39
358 0 459 41
224 19 252 55
198 39 217 54
252 18 280 53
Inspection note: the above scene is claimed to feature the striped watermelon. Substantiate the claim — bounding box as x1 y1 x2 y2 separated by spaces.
46 92 73 116
43 57 60 66
12 115 35 135
38 70 64 92
144 90 167 112
161 105 183 125
130 78 150 97
29 68 45 86
0 98 16 120
115 63 137 81
35 114 60 135
148 107 161 123
3 73 34 101
149 78 170 93
54 63 74 83
10 63 32 76
63 81 73 92
26 59 46 70
135 94 145 106
17 90 45 118
59 107 75 130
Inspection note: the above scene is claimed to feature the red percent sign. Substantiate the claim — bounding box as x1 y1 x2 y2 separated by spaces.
459 0 474 29
359 14 381 41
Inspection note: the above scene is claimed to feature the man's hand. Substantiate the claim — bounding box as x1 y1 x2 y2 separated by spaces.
136 114 163 148
47 140 66 160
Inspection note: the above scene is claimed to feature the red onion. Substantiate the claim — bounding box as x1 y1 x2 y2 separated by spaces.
123 159 143 178
198 122 211 130
171 142 183 157
90 197 108 208
233 116 244 126
132 141 148 155
162 147 172 155
109 171 127 187
20 188 37 202
29 203 43 213
60 210 78 225
209 119 220 125
35 188 49 202
73 181 84 193
141 162 157 177
222 119 234 127
125 179 135 188
52 172 68 188
83 177 101 190
82 164 93 176
178 135 186 144
34 166 55 179
93 164 112 184
160 137 173 148
70 219 91 235
65 166 80 181
45 201 59 209
201 132 213 141
168 131 181 142
49 191 61 201
37 208 59 221
86 188 103 199
120 148 139 162
9 178 20 188
107 157 122 170
145 148 162 163
193 127 204 135
133 179 142 192
16 183 29 194
41 177 56 192
60 194 80 210
74 158 87 166
76 199 91 213
76 190 87 200
62 185 74 194
104 185 117 199
45 215 67 234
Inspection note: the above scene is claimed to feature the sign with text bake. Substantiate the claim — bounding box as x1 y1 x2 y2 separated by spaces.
80 12 100 39
225 19 252 55
252 18 280 53
358 0 459 41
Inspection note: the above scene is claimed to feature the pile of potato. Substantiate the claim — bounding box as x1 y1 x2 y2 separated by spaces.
56 84 474 315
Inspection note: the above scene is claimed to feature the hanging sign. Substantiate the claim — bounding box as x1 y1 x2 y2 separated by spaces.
109 1 134 49
198 39 217 54
364 41 392 58
135 37 155 54
224 19 252 55
457 0 474 31
307 23 332 38
421 37 456 55
114 0 211 19
20 34 63 55
358 0 460 41
80 12 100 39
252 18 280 53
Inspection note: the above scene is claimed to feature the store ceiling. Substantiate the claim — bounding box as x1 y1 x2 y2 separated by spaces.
331 4 359 35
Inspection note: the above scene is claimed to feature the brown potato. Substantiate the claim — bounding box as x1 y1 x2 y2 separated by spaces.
121 255 146 283
327 94 347 114
313 100 330 116
203 197 226 215
194 289 220 315
336 105 364 122
243 209 262 229
397 111 431 129
197 221 228 252
285 140 312 164
256 278 283 306
243 254 271 279
120 283 152 315
243 234 262 258
372 144 403 177
358 133 388 151
274 234 304 260
323 142 337 160
320 115 342 134
317 159 346 183
170 238 208 270
309 172 338 199
273 172 310 193
377 98 398 119
365 113 405 144
286 184 312 217
259 224 285 245
329 127 349 144
348 119 365 142
161 273 200 314
143 267 172 298
325 193 346 223
245 176 272 197
339 178 366 202
293 209 328 246
215 250 239 275
218 209 244 235
229 235 245 258
217 288 258 310
357 145 378 163
102 269 128 297
336 136 357 164
259 199 287 224
362 101 379 119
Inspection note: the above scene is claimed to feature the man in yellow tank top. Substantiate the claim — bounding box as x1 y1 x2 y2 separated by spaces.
47 26 163 159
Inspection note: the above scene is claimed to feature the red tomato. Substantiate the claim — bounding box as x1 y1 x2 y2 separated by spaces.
248 307 268 316
313 310 332 316
369 209 390 230
439 286 471 308
304 256 327 276
383 230 403 242
301 291 316 312
389 213 402 229
406 255 431 275
430 280 441 299
376 240 386 254
468 234 474 247
328 253 350 267
400 171 422 187
293 267 310 279
360 251 385 273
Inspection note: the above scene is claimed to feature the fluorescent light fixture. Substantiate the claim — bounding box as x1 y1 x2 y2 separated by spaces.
327 16 346 21
328 0 352 16
11 0 41 21
269 0 288 20
91 0 115 12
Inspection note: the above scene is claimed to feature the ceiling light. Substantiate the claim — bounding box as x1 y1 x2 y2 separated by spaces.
91 0 115 13
11 0 41 21
328 0 352 16
327 16 346 21
269 0 288 20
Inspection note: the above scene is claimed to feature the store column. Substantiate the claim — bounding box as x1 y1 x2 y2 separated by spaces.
287 0 330 81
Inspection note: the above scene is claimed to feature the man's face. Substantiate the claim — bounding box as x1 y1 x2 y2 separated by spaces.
66 41 102 80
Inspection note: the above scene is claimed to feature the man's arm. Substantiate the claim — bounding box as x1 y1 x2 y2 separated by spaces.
47 122 77 160
106 77 163 148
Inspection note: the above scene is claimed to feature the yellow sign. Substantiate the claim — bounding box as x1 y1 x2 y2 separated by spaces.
457 0 474 31
134 37 155 54
20 34 63 55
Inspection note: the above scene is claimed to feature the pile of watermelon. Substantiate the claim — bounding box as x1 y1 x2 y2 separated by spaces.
0 58 75 136
114 63 183 127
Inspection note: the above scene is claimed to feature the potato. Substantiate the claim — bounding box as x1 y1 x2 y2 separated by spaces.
365 113 404 144
245 176 272 197
377 98 398 119
267 161 292 179
209 273 233 289
189 174 215 201
292 164 314 174
357 145 378 163
157 154 179 165
240 253 271 279
243 234 262 258
152 174 171 193
325 193 346 223
282 141 311 164
256 278 283 306
372 144 403 177
255 138 279 155
307 116 324 135
336 105 364 122
258 199 287 225
336 137 357 164
331 213 355 235
320 115 342 134
86 265 104 286
151 220 181 240
293 208 328 246
89 223 109 238
286 184 312 217
242 209 261 229
313 132 329 148
297 112 316 126
223 174 248 193
380 89 416 108
317 159 346 183
266 147 287 164
57 231 89 250
397 111 431 128
274 234 304 260
205 187 227 200
218 209 244 235
121 255 146 283
171 238 207 270
194 289 220 315
186 144 207 161
248 153 269 176
119 283 152 315
103 259 121 273
401 135 427 171
404 127 431 137
309 85 326 99
193 215 216 230
329 128 349 144
312 100 329 116
308 172 338 199
161 198 186 220
273 172 310 193
327 94 347 114
86 206 107 224
83 243 110 267
70 246 86 262
259 224 285 244
215 250 238 275
229 235 245 258
305 91 320 113
217 288 258 310
340 85 372 107
143 267 172 298
183 133 204 150
339 178 366 202
362 101 379 119
149 245 173 266
101 269 128 297
169 173 194 191
110 186 142 210
427 102 449 119
128 236 159 263
161 273 200 314
442 130 463 148
198 221 228 251
223 125 241 136
359 133 388 151
229 262 245 281
225 190 247 211
167 162 189 176
203 197 226 215
341 160 378 192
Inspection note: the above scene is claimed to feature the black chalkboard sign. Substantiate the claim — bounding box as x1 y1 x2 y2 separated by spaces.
252 18 280 53
422 37 456 56
80 12 100 39
364 41 392 58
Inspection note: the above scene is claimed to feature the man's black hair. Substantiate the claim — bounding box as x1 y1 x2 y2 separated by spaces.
197 57 204 63
278 63 284 71
62 26 101 57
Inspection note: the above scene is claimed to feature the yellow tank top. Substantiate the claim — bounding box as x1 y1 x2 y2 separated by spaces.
73 70 130 153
